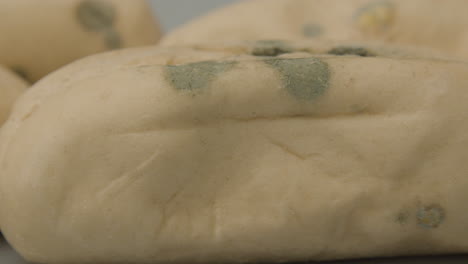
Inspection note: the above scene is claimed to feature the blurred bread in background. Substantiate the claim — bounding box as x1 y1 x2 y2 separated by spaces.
0 0 162 83
162 0 468 59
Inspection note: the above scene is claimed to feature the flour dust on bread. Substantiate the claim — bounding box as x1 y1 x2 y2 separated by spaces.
161 0 468 59
0 65 28 126
0 0 161 82
1 41 468 263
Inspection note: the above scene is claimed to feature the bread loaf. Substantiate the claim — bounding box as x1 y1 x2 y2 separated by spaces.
1 41 467 263
162 0 468 59
0 0 161 82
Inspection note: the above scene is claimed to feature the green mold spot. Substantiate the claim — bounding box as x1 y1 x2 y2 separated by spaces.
396 211 409 225
355 0 395 17
302 23 323 38
350 104 369 113
264 58 330 101
328 46 375 57
165 60 237 92
77 0 115 31
10 66 30 83
103 30 122 49
76 0 121 49
354 0 396 34
251 40 295 57
417 204 445 229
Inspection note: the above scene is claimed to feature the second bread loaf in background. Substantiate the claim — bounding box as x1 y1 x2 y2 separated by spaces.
0 0 162 82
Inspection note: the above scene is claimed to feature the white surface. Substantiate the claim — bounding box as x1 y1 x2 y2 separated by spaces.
0 239 29 264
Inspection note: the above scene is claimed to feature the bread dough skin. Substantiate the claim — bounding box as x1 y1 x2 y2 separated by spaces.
1 41 468 263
